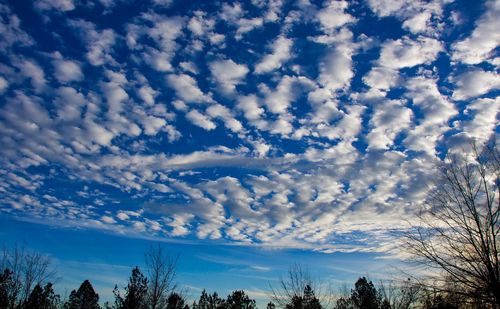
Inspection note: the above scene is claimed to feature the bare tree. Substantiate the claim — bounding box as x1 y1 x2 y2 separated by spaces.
378 279 420 309
270 264 331 308
405 142 499 307
0 244 56 308
145 245 178 309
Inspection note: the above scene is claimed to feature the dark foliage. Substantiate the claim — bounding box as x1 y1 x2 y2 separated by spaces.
23 283 59 309
226 290 257 309
284 285 322 309
193 290 225 309
0 269 13 308
64 280 100 309
334 277 381 309
166 292 188 309
114 266 149 309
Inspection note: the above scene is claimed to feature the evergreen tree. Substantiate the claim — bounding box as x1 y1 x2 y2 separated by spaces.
195 290 225 309
226 290 256 309
208 292 225 309
64 280 100 309
199 290 209 309
23 283 59 309
284 285 322 309
350 277 380 309
120 266 149 309
285 295 304 309
302 285 321 309
333 297 353 309
166 292 186 309
266 302 276 309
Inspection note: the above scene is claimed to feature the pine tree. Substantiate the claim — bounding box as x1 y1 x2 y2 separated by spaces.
64 280 100 309
285 285 322 309
119 266 149 309
195 290 225 309
226 290 256 309
23 283 59 309
350 277 380 309
302 285 321 309
166 292 186 309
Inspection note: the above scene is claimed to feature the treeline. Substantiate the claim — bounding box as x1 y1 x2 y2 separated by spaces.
0 245 482 309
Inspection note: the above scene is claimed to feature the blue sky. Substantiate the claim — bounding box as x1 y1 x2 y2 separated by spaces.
0 0 499 305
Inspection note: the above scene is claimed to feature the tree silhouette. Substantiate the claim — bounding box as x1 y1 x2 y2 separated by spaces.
284 285 322 309
193 290 225 309
266 302 276 309
1 245 56 307
116 266 149 309
0 268 13 308
271 264 329 308
405 142 500 306
226 290 256 309
334 277 381 309
64 280 100 309
351 277 381 309
166 292 187 309
23 282 59 309
145 245 177 309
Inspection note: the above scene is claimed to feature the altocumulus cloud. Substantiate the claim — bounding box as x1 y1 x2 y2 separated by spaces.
0 0 498 255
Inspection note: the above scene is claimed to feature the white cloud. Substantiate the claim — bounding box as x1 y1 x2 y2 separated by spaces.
185 109 216 130
452 0 500 64
0 6 34 50
209 59 249 95
116 212 130 221
0 76 8 93
188 15 206 36
137 85 157 106
366 99 413 150
263 76 316 121
101 215 116 224
367 0 450 35
87 29 116 66
402 11 431 33
403 77 457 155
35 0 75 11
452 68 500 100
85 121 115 146
316 0 355 31
140 115 166 136
179 61 199 75
458 97 500 142
101 81 129 115
206 104 243 133
235 17 264 39
143 49 174 72
318 44 354 91
17 59 47 91
367 0 406 17
54 86 86 121
68 20 116 66
378 36 443 69
255 36 293 74
53 59 83 83
362 67 399 91
166 74 209 103
237 95 265 122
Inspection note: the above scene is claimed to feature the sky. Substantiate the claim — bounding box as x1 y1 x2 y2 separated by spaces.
0 0 499 305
